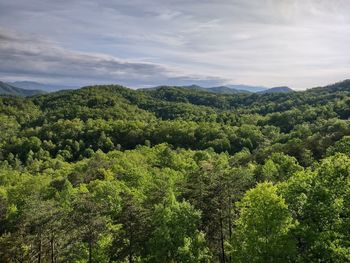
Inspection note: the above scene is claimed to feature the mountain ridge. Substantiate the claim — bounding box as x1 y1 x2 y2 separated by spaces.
5 80 295 94
0 81 45 96
148 84 292 94
8 81 77 92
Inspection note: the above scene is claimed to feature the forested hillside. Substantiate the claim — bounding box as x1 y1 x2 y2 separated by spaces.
1 80 350 262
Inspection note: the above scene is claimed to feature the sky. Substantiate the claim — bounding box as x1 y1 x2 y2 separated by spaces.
0 0 349 90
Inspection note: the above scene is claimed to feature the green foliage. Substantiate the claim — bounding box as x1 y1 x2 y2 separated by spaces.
327 135 350 156
1 81 350 262
148 192 211 263
230 182 297 263
259 153 303 182
278 154 350 262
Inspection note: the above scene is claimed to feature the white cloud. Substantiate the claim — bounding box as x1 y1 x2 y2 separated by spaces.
0 28 227 87
0 0 349 89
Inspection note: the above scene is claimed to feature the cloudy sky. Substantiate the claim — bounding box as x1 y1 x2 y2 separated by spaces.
0 0 349 89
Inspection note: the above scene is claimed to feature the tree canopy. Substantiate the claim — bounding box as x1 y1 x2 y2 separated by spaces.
1 80 350 262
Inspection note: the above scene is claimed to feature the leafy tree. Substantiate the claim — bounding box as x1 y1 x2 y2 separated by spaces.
230 182 296 263
147 192 211 263
259 153 302 182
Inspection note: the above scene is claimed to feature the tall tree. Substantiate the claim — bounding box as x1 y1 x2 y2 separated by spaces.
110 191 149 263
68 192 110 263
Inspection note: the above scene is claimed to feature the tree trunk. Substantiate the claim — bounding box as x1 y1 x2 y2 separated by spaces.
38 232 42 263
220 215 226 263
128 228 134 263
50 234 55 263
89 240 92 263
128 240 133 263
228 200 232 263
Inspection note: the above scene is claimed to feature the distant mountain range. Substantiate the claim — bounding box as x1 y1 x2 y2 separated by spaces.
179 84 270 93
167 85 246 94
0 81 45 96
1 80 294 96
226 84 269 93
151 84 293 94
7 81 77 92
207 86 249 94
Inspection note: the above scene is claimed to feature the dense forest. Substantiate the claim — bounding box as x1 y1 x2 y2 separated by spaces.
1 80 350 262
